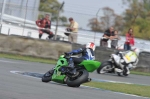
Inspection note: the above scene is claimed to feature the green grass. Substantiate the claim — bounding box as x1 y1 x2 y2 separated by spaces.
83 81 150 98
131 71 150 76
0 53 57 64
0 53 150 76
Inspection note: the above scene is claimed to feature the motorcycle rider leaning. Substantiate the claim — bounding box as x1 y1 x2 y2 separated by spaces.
115 47 140 74
59 42 96 75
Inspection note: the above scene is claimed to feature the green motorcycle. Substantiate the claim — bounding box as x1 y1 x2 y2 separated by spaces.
42 53 101 87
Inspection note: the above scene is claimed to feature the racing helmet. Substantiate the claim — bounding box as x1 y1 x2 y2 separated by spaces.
86 42 96 51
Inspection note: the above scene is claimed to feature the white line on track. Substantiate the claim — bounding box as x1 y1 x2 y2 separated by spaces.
10 71 42 79
10 70 150 99
92 78 150 86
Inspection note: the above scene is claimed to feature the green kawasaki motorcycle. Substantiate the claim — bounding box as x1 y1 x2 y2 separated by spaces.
42 53 101 87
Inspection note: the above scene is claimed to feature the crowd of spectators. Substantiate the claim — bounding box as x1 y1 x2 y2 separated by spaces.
100 26 135 50
36 14 134 51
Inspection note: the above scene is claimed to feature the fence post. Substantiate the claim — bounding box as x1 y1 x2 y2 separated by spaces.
0 24 2 34
0 0 6 25
22 0 28 36
8 28 10 35
54 1 65 40
94 8 101 43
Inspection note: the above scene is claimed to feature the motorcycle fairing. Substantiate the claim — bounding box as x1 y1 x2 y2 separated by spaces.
52 55 68 83
79 60 101 72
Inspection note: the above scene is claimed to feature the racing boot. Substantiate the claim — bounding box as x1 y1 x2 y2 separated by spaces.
58 58 76 75
123 65 130 75
68 58 76 75
67 63 77 75
125 66 130 74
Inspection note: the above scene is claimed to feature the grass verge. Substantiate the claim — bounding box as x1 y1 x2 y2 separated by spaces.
131 71 150 76
0 53 149 76
0 53 57 64
83 81 150 98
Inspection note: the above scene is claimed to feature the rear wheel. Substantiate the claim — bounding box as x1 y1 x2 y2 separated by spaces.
97 61 113 74
66 69 88 87
42 70 53 82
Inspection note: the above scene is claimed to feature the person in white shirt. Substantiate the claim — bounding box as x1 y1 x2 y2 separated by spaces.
66 17 78 43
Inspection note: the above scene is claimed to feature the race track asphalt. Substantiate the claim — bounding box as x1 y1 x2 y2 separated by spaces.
0 58 149 99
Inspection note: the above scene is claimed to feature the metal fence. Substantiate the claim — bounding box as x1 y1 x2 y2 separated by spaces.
0 0 150 52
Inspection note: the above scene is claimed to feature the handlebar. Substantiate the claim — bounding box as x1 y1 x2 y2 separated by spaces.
64 52 73 59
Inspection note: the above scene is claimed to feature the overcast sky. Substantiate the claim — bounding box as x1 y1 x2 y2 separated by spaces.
58 0 129 29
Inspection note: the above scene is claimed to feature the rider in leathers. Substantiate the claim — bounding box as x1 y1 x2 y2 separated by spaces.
60 42 96 74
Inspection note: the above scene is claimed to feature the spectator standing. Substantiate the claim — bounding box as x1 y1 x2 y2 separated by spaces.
111 30 121 49
124 28 135 50
100 27 115 47
36 14 54 39
66 17 78 43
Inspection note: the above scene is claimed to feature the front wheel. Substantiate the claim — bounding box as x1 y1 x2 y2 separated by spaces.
123 68 129 76
123 73 128 76
117 69 129 77
66 69 89 87
117 72 122 76
42 70 54 82
97 61 113 74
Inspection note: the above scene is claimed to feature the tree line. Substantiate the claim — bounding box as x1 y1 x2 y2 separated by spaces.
39 0 150 40
39 0 68 26
88 0 150 40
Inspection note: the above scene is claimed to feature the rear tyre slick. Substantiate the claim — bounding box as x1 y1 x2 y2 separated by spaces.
66 69 88 87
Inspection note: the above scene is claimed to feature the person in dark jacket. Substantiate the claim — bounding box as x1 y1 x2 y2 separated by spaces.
100 27 115 47
111 30 121 49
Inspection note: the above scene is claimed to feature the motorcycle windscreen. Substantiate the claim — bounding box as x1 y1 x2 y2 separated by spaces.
79 60 101 72
123 51 137 63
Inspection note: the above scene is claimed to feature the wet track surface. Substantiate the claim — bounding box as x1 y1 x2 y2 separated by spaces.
0 58 149 99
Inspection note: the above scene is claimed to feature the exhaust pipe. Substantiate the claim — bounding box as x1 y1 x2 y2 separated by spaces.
83 78 92 83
